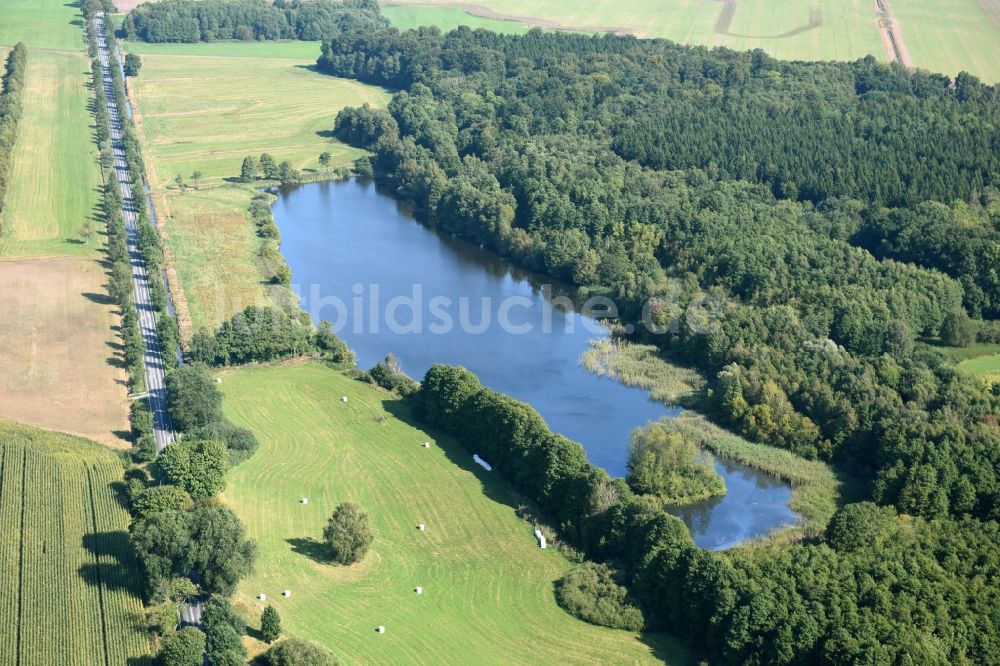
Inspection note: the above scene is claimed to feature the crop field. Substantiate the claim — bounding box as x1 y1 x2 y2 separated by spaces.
0 49 103 259
386 0 997 80
383 5 533 33
126 41 390 332
890 0 1000 82
221 362 691 665
0 419 149 665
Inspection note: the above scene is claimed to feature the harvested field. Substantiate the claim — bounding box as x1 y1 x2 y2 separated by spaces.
0 257 129 447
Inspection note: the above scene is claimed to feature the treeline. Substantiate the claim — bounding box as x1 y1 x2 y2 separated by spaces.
122 0 387 43
325 26 1000 522
125 365 259 666
0 42 27 219
414 364 1000 665
83 8 262 665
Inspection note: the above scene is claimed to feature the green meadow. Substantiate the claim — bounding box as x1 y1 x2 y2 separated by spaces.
221 362 692 665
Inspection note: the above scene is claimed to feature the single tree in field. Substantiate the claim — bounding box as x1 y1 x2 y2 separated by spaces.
240 155 257 182
323 502 373 565
78 218 94 244
124 52 142 77
174 173 184 189
261 605 282 643
191 170 203 190
318 151 331 176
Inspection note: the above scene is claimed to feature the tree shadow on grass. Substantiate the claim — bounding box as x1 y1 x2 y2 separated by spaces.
379 396 515 510
83 291 116 305
286 537 331 564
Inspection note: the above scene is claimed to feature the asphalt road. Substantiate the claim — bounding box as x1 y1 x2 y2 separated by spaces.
95 14 175 452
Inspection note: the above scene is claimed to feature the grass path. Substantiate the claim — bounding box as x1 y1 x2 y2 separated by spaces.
221 362 691 665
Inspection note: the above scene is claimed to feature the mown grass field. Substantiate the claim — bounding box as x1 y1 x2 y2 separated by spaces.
891 0 1000 82
125 41 388 186
0 419 150 665
0 49 103 259
386 0 997 80
126 40 390 332
221 362 691 665
0 0 86 51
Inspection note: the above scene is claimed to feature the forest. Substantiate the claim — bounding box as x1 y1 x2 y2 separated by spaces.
319 20 1000 665
121 0 386 42
0 42 26 219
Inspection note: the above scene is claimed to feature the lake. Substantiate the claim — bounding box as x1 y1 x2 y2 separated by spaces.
273 178 798 548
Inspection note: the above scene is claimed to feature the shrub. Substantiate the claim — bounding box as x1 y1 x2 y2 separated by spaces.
940 310 977 347
133 485 194 520
157 439 229 498
157 627 205 666
323 502 373 565
555 563 645 631
368 354 419 397
259 637 336 666
187 418 259 466
626 423 725 504
826 502 898 552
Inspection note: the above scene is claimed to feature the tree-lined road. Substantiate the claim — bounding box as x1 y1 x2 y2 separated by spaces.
95 13 175 451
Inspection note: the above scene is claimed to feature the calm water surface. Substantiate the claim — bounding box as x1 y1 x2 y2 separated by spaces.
273 179 797 548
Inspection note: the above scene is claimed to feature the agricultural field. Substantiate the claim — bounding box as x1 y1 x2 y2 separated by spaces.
0 258 130 446
125 40 388 186
0 0 86 51
0 2 129 445
221 362 692 665
890 0 1000 82
0 419 150 665
126 40 390 332
0 49 104 259
385 0 998 80
382 4 533 33
155 186 274 337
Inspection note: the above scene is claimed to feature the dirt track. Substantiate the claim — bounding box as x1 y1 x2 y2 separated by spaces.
875 0 914 67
